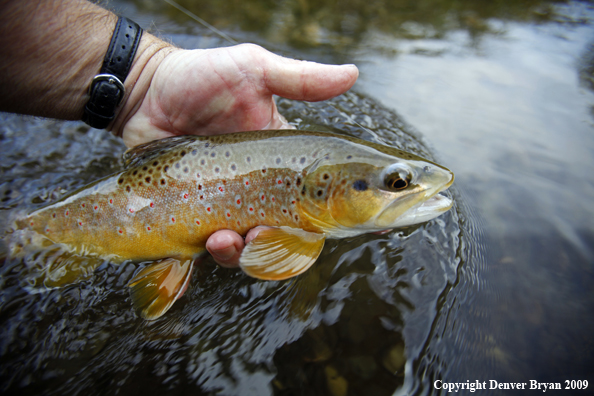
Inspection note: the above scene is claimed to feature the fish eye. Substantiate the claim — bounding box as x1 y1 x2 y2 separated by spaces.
384 170 411 191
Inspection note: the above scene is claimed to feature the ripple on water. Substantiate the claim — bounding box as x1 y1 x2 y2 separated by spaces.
0 93 481 395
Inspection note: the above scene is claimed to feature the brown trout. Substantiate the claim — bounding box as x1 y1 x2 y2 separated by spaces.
8 130 454 319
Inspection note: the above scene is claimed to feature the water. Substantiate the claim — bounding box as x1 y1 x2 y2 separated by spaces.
1 0 593 394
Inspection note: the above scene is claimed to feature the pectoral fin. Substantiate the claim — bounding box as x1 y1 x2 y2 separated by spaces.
128 258 194 320
239 227 326 281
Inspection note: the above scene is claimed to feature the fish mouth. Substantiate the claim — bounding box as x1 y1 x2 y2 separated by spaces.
375 172 454 229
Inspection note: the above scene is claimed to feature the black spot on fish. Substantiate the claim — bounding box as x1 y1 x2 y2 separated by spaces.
160 179 166 185
118 178 124 184
347 155 352 160
225 151 230 157
133 170 138 176
301 186 306 195
153 161 159 166
164 165 169 172
191 150 197 156
145 177 151 183
246 156 251 163
215 167 220 173
276 158 281 164
205 143 210 148
317 190 323 197
181 150 186 157
231 164 237 171
183 167 189 173
353 180 368 191
296 177 301 186
211 152 216 158
323 174 329 180
200 159 205 165
175 163 180 169
142 166 148 171
126 186 131 192
300 157 306 164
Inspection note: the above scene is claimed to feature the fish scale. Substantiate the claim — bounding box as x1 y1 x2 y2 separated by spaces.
9 130 454 319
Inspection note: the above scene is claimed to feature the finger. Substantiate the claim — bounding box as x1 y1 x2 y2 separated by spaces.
206 229 245 268
263 52 359 102
244 226 273 245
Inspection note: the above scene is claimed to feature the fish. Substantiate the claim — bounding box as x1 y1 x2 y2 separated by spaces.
6 130 454 320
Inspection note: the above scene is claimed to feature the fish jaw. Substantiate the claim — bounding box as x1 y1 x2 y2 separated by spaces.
373 164 454 228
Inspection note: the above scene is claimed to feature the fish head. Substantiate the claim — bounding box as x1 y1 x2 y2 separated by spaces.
300 149 454 235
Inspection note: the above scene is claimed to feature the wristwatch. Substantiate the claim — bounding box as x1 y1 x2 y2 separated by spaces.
82 17 143 129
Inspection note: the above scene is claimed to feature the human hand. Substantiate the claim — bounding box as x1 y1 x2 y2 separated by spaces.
114 42 358 268
114 43 358 147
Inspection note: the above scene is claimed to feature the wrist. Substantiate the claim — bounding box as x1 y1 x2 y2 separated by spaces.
109 32 177 138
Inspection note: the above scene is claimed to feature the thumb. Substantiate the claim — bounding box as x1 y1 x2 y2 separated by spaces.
264 53 359 102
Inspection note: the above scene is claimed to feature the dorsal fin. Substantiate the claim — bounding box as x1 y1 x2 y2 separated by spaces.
123 135 200 169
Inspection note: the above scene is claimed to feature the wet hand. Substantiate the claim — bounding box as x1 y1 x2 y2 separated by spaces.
206 226 270 268
116 43 358 147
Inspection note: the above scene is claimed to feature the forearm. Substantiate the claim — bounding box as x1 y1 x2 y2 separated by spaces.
0 0 173 123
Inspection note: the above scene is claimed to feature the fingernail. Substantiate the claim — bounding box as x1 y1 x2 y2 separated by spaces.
212 245 236 261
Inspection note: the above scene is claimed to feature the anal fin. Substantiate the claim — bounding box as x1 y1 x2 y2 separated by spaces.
128 258 194 320
239 227 326 281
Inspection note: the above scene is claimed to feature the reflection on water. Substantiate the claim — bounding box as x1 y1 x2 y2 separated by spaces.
2 0 594 394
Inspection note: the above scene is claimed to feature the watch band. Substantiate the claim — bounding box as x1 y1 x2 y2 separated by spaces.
82 17 143 129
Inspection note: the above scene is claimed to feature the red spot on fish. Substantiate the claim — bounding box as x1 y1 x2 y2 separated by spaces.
260 212 265 217
147 226 151 231
292 200 296 204
196 220 200 225
45 228 50 232
261 194 265 200
183 193 189 199
171 217 176 223
249 207 254 212
277 179 282 184
109 199 113 204
81 203 85 208
118 228 123 234
30 222 34 226
219 187 224 192
129 208 134 213
272 197 275 202
245 181 249 186
52 213 56 218
150 202 155 208
207 207 211 212
237 199 241 204
227 212 231 217
79 221 83 226
198 184 203 190
65 211 69 216
237 221 241 225
283 209 287 213
94 205 98 210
